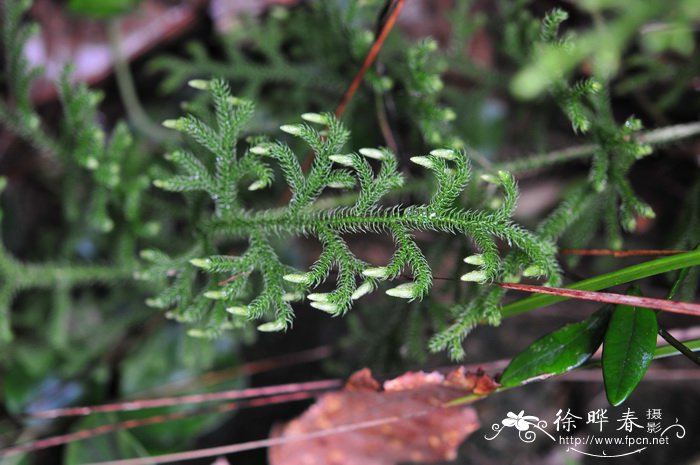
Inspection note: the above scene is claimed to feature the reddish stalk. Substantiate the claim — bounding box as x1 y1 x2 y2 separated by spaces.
498 282 700 317
560 249 687 257
217 270 252 286
28 379 341 419
334 0 406 119
296 0 406 178
1 392 316 458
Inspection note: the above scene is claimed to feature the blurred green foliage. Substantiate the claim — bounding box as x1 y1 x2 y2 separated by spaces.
68 0 141 18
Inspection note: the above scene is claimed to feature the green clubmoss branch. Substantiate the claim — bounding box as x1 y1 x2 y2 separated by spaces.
496 115 700 176
144 79 560 338
0 253 136 342
0 1 157 342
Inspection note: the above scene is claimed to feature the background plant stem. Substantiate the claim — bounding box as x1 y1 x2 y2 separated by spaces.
496 120 700 174
499 249 700 318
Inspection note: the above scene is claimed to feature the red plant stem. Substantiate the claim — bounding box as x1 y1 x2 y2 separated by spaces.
334 0 405 119
1 392 316 458
560 249 687 257
82 408 439 465
498 282 700 317
282 0 406 198
28 379 341 419
217 270 252 286
293 0 405 187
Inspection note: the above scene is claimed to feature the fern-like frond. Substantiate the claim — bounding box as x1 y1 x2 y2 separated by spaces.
144 79 560 340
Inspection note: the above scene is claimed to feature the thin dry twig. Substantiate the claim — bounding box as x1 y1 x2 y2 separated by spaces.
498 282 700 317
560 248 687 257
0 392 316 458
82 408 439 465
27 379 341 419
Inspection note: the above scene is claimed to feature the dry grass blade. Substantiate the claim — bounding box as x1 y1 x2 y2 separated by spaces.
82 410 439 465
0 392 316 458
499 283 700 316
560 249 687 257
27 379 341 419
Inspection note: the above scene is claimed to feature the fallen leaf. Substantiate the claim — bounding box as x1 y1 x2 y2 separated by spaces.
269 367 496 465
24 0 207 103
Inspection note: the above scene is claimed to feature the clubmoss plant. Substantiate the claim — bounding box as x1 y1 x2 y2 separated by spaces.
141 79 559 337
0 0 154 343
1 0 698 365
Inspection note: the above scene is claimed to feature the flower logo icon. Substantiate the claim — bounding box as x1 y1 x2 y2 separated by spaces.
485 410 555 443
502 410 541 431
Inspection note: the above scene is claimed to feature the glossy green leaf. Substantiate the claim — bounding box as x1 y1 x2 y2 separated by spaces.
500 308 611 387
68 0 140 18
602 288 658 406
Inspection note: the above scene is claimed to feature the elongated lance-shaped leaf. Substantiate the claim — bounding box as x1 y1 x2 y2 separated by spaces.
602 287 658 406
500 307 611 387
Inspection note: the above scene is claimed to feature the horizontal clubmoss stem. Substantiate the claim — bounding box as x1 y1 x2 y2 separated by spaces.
212 206 513 236
496 120 700 174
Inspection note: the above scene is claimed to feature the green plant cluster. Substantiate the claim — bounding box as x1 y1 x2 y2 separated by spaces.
140 78 559 338
0 3 242 454
552 10 655 245
510 0 699 100
1 0 698 369
505 9 656 248
151 1 468 151
403 38 461 148
150 3 354 122
0 1 157 345
2 1 699 462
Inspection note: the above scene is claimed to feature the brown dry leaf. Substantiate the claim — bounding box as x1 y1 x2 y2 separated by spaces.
24 0 207 103
269 367 497 465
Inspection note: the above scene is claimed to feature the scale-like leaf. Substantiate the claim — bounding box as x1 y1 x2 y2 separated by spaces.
500 308 610 387
602 288 658 406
